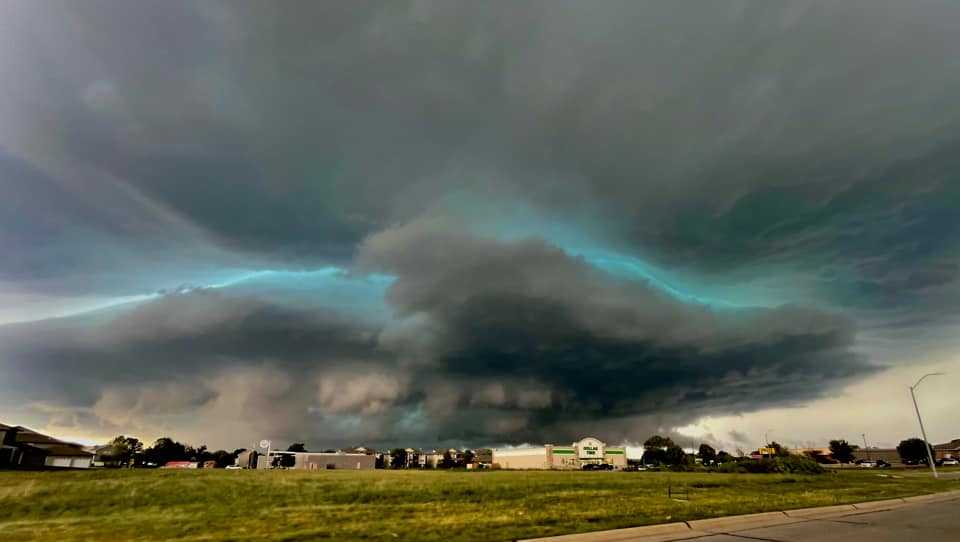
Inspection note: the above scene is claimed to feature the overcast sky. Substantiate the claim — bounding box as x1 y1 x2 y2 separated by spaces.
2 0 959 451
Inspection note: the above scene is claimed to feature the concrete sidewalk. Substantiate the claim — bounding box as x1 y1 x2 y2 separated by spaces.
519 490 960 542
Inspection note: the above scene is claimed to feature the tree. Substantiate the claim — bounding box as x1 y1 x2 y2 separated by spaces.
183 444 212 463
460 449 476 467
390 448 408 469
698 444 717 464
644 435 676 449
829 439 858 463
107 435 143 466
897 438 935 465
144 438 188 466
767 441 790 458
440 450 456 469
287 443 307 453
664 445 689 466
210 450 236 468
643 435 676 465
716 450 733 463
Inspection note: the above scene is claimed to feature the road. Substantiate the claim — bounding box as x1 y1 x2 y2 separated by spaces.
523 491 960 542
691 499 959 542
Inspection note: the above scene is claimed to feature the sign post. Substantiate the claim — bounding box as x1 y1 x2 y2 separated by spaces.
259 439 272 469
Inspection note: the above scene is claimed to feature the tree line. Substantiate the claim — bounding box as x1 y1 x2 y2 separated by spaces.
102 435 243 468
641 435 938 470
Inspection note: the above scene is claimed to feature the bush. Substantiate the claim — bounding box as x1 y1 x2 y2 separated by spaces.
716 461 746 473
713 456 824 474
778 455 825 474
741 458 781 473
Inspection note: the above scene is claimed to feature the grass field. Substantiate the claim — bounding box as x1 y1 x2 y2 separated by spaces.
1 468 958 542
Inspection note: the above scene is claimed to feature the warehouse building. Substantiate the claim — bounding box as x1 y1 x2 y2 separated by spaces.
256 450 375 470
492 437 626 470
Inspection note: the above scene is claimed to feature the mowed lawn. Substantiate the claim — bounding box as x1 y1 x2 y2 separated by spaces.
1 468 958 542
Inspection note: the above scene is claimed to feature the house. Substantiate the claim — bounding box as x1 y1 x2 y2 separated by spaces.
418 449 441 468
88 444 125 468
472 448 493 466
0 424 93 469
0 424 17 467
342 446 375 455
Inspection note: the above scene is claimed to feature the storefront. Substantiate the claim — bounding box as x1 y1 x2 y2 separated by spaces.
492 437 627 470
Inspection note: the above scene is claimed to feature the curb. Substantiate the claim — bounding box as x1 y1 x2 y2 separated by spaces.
687 511 803 533
782 503 857 519
518 489 960 542
518 522 698 542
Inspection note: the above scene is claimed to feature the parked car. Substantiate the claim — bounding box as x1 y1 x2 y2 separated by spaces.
942 458 959 466
225 465 243 470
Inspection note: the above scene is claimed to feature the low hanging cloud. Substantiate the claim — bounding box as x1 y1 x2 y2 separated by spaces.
355 221 876 443
0 222 876 447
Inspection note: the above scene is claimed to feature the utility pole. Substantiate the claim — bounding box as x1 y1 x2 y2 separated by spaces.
910 373 944 479
862 433 869 462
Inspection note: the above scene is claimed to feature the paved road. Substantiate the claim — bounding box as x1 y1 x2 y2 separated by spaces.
684 499 959 542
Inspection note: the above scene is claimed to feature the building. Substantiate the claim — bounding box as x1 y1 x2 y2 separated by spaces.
0 424 17 467
162 461 199 469
934 439 960 460
492 437 627 470
0 424 93 469
853 448 902 465
256 451 375 470
472 448 493 467
418 449 441 468
234 449 259 469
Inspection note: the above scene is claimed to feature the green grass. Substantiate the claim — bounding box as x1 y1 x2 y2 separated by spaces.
1 468 957 541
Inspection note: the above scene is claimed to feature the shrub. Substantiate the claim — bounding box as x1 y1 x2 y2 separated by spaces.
716 461 746 473
778 455 824 474
714 456 824 474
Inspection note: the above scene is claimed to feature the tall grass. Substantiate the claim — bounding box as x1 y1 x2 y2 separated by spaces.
1 468 957 541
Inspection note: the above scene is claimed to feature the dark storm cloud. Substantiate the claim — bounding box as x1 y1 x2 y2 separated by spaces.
0 290 381 402
0 224 874 446
2 1 959 446
4 1 960 301
356 221 874 443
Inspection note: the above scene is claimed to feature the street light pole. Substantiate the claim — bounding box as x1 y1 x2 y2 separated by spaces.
910 373 944 479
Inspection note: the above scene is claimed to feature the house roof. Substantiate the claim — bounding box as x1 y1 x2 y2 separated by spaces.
13 426 68 445
5 425 91 455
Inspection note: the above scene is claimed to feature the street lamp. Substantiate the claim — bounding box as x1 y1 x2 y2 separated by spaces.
909 373 944 479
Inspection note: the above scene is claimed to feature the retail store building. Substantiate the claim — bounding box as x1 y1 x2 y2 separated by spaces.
492 437 626 470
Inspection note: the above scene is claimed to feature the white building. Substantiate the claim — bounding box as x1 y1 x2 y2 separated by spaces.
492 437 626 470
